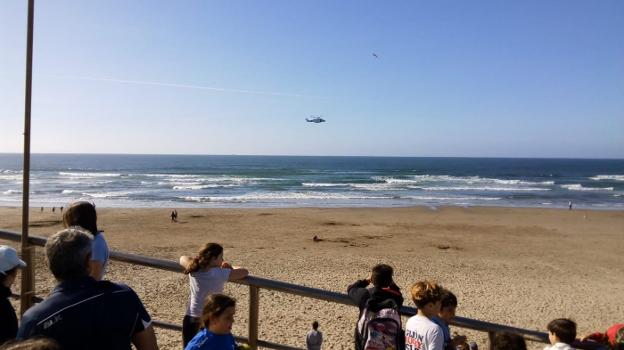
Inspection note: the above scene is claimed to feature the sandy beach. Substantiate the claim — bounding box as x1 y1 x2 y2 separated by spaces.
1 206 622 350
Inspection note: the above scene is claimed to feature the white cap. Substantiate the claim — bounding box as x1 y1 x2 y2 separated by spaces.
0 246 27 274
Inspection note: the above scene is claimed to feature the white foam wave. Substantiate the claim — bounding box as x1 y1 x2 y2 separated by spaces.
2 190 21 195
59 172 122 178
402 195 501 201
411 186 551 192
82 191 133 198
561 184 614 191
590 175 624 182
61 190 77 194
301 183 347 187
0 174 23 181
173 184 236 190
146 173 280 182
181 191 391 203
372 175 554 187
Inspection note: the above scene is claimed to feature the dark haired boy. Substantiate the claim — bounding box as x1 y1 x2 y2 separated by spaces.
545 318 577 350
431 289 468 350
306 321 323 350
490 332 526 350
347 264 403 350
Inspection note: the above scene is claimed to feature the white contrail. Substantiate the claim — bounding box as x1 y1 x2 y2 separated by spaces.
2 72 313 98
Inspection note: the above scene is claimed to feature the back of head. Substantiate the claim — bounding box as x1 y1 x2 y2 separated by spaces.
45 228 93 281
490 332 526 350
201 293 236 328
410 280 443 309
547 318 577 344
312 321 319 330
371 264 393 288
63 201 98 235
184 243 224 274
440 289 458 310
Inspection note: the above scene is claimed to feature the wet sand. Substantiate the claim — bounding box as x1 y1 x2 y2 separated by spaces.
1 206 623 349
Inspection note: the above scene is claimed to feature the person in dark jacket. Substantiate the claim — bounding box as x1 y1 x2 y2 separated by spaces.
0 246 27 345
347 264 404 350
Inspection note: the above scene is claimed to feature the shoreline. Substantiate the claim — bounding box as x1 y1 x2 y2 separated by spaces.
1 206 622 350
1 203 623 212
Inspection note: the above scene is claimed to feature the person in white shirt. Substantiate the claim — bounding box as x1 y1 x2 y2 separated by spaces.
179 243 248 347
405 281 445 350
544 318 577 350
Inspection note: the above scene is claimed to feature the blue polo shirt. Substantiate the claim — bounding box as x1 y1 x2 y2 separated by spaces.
185 328 237 350
17 276 151 350
431 316 451 349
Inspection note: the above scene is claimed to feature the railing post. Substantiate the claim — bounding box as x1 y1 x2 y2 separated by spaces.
20 245 35 314
249 286 259 350
488 331 495 347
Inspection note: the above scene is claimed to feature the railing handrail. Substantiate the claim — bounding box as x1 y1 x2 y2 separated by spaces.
0 229 607 350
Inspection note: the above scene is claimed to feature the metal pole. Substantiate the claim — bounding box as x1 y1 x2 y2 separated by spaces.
20 0 36 315
249 286 260 350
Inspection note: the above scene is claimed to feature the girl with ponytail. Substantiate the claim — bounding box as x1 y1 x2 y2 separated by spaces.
179 243 248 347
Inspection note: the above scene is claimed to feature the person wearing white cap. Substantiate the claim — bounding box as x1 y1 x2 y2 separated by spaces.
0 245 27 344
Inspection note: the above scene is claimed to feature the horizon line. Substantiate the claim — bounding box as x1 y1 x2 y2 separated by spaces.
0 152 622 161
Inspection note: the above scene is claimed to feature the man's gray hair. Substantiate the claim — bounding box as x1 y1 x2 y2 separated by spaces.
45 228 93 281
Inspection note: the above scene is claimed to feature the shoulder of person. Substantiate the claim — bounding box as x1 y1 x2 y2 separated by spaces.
96 280 138 297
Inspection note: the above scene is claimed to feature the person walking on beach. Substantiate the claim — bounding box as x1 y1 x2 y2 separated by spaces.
180 243 248 347
63 201 109 281
568 201 573 210
0 246 27 344
306 321 323 350
171 210 176 223
17 228 158 350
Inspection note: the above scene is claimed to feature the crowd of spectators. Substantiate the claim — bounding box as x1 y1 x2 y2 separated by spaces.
0 202 622 350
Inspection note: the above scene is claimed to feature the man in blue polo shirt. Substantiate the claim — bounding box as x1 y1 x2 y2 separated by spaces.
17 228 158 350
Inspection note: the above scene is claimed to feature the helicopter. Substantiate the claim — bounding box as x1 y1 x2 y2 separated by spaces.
306 116 326 123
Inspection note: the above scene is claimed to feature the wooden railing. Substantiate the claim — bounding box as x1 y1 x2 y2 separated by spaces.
0 229 607 350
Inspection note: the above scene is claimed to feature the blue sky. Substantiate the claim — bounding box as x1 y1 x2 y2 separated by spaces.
1 1 622 158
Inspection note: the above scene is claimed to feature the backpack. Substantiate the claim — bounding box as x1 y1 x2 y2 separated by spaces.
356 298 403 350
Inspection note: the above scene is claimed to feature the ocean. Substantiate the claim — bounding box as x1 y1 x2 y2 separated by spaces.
0 154 622 210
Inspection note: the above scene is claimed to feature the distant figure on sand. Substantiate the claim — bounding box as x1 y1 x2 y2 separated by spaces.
179 243 248 347
171 210 176 223
568 201 573 210
306 321 323 350
60 206 63 214
52 207 55 213
40 207 43 212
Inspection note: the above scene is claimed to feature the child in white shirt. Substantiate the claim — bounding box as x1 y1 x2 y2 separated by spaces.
405 281 445 350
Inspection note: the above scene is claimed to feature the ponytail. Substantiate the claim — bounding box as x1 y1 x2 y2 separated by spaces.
184 243 223 274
